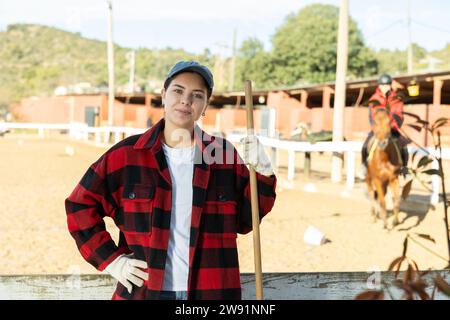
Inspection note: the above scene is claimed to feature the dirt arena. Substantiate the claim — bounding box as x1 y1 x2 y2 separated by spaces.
1 133 449 276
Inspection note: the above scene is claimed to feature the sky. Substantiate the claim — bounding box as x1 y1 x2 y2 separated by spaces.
1 0 450 56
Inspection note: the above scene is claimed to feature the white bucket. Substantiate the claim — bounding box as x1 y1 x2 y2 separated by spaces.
304 225 326 246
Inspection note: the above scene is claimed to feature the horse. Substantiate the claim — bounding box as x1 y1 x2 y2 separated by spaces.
365 108 403 229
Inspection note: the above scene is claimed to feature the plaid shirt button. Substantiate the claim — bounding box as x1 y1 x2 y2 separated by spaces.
128 192 136 199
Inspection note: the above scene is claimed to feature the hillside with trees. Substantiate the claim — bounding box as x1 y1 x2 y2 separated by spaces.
0 24 213 110
1 4 449 111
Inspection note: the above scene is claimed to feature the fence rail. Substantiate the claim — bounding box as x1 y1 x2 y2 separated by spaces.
1 271 449 300
0 122 145 144
229 134 449 205
2 122 449 204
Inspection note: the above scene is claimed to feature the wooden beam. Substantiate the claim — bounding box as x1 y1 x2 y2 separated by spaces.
434 79 444 107
434 75 450 81
300 90 309 108
354 87 365 108
348 83 369 90
144 93 154 107
322 86 334 109
235 95 242 108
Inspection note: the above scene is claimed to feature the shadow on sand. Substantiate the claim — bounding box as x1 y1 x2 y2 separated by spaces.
392 194 435 231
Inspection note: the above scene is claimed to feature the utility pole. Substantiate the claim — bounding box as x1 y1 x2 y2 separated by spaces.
407 0 413 74
228 29 237 92
214 43 228 91
107 0 115 126
127 50 136 94
331 0 349 183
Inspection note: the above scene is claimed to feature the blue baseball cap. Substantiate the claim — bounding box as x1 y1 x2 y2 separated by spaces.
164 61 214 97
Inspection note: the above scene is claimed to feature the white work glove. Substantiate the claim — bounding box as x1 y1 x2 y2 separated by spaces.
240 135 274 176
105 253 148 294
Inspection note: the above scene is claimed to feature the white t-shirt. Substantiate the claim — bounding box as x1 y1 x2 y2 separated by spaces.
161 142 195 291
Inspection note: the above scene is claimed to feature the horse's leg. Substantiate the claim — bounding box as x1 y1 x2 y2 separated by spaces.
390 178 401 227
366 178 378 222
374 179 388 228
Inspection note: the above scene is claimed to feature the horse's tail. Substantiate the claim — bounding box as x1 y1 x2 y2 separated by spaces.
401 179 413 200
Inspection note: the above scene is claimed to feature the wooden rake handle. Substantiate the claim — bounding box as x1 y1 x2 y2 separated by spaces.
244 80 264 300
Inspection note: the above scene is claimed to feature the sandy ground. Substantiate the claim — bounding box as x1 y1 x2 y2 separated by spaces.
0 134 449 276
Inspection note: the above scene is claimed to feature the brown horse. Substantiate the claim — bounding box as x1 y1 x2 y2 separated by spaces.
366 109 402 229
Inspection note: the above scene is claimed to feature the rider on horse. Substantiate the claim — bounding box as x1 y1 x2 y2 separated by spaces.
360 73 410 178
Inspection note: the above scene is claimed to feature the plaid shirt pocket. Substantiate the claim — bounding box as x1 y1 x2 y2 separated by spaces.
202 186 238 239
119 184 155 234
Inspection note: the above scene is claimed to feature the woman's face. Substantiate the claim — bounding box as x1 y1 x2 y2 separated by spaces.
162 72 208 130
379 84 392 96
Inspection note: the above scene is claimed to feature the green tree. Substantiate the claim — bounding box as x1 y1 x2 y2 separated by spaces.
374 43 428 75
234 38 275 90
431 43 450 70
270 4 378 85
0 24 217 108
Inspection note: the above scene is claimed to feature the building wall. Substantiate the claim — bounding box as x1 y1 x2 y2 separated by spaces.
14 95 152 128
267 91 306 137
201 108 219 128
148 107 164 126
135 106 150 128
12 95 450 144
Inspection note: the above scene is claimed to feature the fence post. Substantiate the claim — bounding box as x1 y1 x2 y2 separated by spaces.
103 129 110 144
83 126 88 142
271 147 277 172
95 130 101 144
304 152 311 178
288 150 296 181
431 158 440 206
346 150 355 189
114 131 121 144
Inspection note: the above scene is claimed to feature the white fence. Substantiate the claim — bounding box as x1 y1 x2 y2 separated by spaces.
0 122 145 145
1 271 449 300
2 122 449 205
229 134 362 189
228 133 450 205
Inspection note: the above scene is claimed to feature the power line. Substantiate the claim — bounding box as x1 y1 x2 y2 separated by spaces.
412 19 450 35
366 19 404 40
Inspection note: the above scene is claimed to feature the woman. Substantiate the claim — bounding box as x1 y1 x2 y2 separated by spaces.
360 73 409 178
65 61 277 300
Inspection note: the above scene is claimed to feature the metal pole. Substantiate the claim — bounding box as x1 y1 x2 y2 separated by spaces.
107 0 115 126
331 0 349 183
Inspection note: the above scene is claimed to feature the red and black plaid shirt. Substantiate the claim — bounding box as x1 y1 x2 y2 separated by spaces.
65 119 277 300
369 87 405 131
